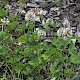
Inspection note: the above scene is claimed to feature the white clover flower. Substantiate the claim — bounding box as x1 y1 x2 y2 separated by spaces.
62 28 68 36
46 18 53 25
25 8 47 22
57 28 64 37
1 18 10 25
37 29 46 39
57 28 72 37
63 28 72 36
25 11 40 22
25 11 36 22
35 28 46 39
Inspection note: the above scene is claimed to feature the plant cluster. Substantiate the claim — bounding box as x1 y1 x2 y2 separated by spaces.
0 0 80 80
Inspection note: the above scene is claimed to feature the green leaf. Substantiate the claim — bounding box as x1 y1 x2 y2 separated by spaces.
41 54 48 60
22 46 32 56
52 38 61 48
70 53 80 63
50 67 60 75
18 34 27 43
9 13 16 20
50 60 60 75
52 21 59 28
0 9 8 17
0 73 6 80
52 38 70 50
0 31 6 39
44 23 49 30
14 63 25 73
13 46 20 54
28 23 34 30
64 69 72 77
14 66 21 73
69 41 76 53
55 0 61 6
77 37 80 42
16 25 26 33
0 32 11 40
16 14 21 20
8 55 22 63
34 75 44 80
0 46 8 55
22 66 33 75
28 57 42 67
6 21 18 31
28 77 33 80
31 32 38 41
18 0 24 3
0 1 8 8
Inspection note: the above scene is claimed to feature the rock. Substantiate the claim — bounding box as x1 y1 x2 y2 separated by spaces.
27 3 39 7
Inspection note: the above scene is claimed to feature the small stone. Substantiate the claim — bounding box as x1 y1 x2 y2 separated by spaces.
27 3 39 7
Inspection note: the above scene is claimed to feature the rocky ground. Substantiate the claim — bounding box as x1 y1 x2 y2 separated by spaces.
2 0 80 36
1 0 80 32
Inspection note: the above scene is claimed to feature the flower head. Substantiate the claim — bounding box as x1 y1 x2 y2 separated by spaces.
57 28 64 37
57 28 72 37
25 11 36 22
36 28 46 39
38 30 46 36
25 11 40 22
63 28 72 36
1 18 10 25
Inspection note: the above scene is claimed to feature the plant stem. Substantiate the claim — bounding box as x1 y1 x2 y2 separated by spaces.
2 25 4 31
